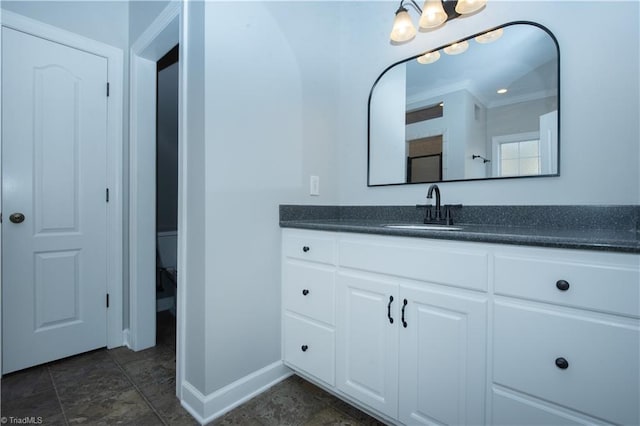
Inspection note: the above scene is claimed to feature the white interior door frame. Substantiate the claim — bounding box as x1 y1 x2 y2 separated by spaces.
128 1 183 397
0 10 124 350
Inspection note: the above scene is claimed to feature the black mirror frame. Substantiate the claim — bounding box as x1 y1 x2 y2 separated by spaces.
367 21 561 187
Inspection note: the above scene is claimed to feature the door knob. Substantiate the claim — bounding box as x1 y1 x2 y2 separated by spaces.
9 213 25 224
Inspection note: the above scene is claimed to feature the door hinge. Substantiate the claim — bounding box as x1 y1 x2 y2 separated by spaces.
106 293 110 308
106 188 110 203
107 82 110 97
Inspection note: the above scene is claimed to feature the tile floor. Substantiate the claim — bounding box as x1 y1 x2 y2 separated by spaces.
1 312 386 425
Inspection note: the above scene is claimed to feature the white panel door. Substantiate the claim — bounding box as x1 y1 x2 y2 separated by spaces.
399 284 487 426
2 27 108 373
335 271 399 419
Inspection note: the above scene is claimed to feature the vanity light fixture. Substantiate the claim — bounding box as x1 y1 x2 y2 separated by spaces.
417 50 441 64
390 0 488 44
443 40 469 55
475 27 503 43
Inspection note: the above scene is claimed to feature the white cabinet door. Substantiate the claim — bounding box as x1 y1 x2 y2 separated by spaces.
399 283 487 426
336 271 399 419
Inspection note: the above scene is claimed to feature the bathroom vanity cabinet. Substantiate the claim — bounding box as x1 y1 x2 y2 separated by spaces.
281 228 640 425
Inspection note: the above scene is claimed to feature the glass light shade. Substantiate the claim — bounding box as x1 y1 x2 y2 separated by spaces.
390 9 417 42
417 51 441 64
443 40 469 55
475 28 503 44
419 0 448 29
455 0 487 15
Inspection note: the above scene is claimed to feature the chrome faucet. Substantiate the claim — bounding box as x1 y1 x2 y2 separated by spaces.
424 184 454 225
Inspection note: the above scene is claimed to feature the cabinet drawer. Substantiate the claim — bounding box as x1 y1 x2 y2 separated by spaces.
493 301 639 425
494 253 639 317
492 388 601 425
283 231 335 265
283 261 335 324
339 237 488 291
283 313 335 386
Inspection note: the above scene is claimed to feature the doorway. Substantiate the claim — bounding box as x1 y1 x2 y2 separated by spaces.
155 45 179 341
128 0 182 396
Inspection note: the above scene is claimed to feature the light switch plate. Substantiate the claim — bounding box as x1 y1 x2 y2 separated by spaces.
310 175 320 196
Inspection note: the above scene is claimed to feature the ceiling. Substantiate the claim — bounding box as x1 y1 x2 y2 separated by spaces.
405 23 559 108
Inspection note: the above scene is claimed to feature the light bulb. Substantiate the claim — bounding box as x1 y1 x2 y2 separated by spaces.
443 40 469 55
417 51 441 64
390 7 417 42
455 0 487 15
475 28 503 44
419 0 447 29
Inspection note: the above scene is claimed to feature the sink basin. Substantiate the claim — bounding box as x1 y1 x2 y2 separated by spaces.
384 224 463 231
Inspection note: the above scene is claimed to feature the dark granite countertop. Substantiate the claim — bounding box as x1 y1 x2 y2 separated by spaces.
279 205 640 254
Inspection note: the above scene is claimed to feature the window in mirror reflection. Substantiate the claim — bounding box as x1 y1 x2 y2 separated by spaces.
499 139 540 176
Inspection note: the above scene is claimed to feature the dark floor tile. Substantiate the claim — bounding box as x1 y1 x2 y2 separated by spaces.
230 376 330 426
0 386 65 425
119 349 176 388
52 361 133 408
1 365 53 401
47 349 113 378
209 410 265 426
294 376 342 406
331 399 387 426
137 381 197 426
304 407 361 426
63 388 162 425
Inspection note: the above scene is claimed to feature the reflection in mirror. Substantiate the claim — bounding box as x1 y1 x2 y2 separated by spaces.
368 22 559 186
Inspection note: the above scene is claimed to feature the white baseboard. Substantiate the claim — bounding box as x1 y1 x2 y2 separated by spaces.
122 328 131 348
180 361 292 424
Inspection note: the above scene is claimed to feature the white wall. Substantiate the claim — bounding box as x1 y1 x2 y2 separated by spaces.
370 64 407 185
201 1 340 395
337 1 640 205
1 1 128 48
183 0 207 395
486 96 557 141
129 0 170 44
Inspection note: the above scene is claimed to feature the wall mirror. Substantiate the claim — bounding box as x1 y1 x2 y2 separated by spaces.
368 21 560 186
